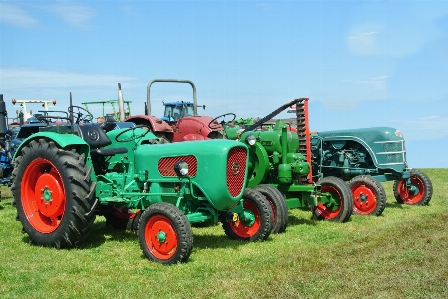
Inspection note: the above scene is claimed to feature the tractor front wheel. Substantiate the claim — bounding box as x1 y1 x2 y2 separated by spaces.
348 175 386 216
11 139 96 248
312 176 353 222
393 169 433 205
138 202 193 264
221 188 272 241
253 184 288 233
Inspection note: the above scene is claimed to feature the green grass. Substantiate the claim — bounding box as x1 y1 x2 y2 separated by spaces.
1 168 447 299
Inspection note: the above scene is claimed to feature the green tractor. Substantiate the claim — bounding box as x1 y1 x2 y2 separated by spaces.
284 99 432 216
8 95 273 264
231 98 353 226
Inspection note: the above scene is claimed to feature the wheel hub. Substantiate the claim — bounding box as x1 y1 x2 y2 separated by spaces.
43 188 52 202
157 231 167 243
35 173 65 218
359 192 368 203
407 185 420 196
241 210 256 226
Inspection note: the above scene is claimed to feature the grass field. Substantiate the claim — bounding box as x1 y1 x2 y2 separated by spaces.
0 168 447 299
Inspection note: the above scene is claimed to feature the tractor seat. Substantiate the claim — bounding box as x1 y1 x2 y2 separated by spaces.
77 124 128 156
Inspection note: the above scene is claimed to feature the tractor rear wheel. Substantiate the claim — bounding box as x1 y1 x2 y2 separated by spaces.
221 188 272 241
104 208 142 231
253 184 288 233
393 169 433 205
312 176 353 222
348 175 386 216
138 202 193 264
11 139 96 248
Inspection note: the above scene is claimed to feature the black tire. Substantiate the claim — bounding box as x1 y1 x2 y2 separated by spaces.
104 208 142 231
221 188 272 241
393 169 433 206
11 139 96 248
312 176 353 222
348 175 386 216
138 202 193 265
253 184 288 233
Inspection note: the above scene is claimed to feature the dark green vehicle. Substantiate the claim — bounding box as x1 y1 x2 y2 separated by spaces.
310 127 433 216
8 96 273 264
261 98 433 216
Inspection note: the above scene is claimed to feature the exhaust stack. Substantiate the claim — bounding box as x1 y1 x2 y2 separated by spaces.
118 83 125 121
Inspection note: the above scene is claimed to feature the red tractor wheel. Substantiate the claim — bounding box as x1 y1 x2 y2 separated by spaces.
253 184 288 234
348 175 386 216
138 202 193 264
313 176 353 222
11 139 96 248
393 169 433 205
221 188 272 241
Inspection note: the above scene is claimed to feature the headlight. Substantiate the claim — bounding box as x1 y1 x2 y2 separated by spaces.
174 161 189 176
245 134 256 146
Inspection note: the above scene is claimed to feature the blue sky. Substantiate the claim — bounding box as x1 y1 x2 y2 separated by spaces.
1 0 447 168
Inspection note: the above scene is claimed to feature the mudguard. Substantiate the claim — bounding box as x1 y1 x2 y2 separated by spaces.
12 132 90 161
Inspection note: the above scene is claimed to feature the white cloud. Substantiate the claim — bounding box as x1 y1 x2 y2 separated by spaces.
346 2 448 58
0 67 135 89
419 116 439 120
342 76 388 91
46 1 95 28
0 67 142 118
347 28 380 56
0 2 38 28
391 116 448 141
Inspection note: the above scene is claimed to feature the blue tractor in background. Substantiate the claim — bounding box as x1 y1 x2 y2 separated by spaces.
0 94 14 189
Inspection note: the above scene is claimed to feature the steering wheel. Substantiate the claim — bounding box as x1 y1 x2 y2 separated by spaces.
115 125 151 143
68 106 93 124
208 113 236 129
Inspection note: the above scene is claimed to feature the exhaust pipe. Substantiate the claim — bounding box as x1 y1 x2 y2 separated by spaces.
118 83 125 121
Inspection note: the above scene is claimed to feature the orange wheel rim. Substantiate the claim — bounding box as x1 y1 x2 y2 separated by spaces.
351 183 377 215
144 215 178 260
397 175 425 204
229 199 261 238
21 158 66 233
315 185 342 219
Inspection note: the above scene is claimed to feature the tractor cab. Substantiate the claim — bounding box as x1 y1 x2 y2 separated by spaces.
161 101 195 123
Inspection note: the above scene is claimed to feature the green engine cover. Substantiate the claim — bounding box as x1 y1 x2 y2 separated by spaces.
104 134 250 211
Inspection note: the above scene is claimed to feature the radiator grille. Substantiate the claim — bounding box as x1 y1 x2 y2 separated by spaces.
386 154 402 163
383 142 401 152
158 155 198 177
226 147 247 197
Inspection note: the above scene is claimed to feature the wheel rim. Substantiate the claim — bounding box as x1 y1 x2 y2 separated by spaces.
396 175 425 204
229 199 261 238
351 183 377 215
144 215 178 260
315 185 342 220
21 158 66 233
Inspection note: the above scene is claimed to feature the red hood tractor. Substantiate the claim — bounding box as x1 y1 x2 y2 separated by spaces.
125 79 230 142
